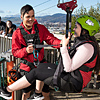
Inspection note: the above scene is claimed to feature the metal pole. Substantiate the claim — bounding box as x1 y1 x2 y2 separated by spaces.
0 63 2 100
69 11 72 47
66 7 70 38
66 12 69 38
69 12 72 33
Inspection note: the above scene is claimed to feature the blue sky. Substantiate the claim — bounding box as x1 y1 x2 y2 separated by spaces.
0 0 99 17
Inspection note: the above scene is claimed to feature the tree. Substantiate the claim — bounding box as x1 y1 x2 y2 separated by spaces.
74 5 88 16
71 16 76 33
73 3 100 22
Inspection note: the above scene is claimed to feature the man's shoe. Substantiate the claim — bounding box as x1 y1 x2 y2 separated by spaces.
27 93 44 100
0 87 12 99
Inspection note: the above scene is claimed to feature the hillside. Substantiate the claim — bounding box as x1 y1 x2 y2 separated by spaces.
36 13 66 23
2 13 66 25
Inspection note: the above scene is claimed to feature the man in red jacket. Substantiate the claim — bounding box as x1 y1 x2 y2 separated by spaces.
12 4 61 100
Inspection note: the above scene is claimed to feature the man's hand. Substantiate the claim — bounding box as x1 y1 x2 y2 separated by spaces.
26 44 34 53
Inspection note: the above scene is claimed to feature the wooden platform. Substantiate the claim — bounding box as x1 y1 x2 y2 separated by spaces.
50 89 100 100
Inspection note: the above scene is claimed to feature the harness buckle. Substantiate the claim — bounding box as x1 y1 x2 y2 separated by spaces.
33 59 40 66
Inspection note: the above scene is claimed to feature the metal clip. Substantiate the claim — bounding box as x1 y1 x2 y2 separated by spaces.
33 59 40 66
33 50 40 66
54 86 59 91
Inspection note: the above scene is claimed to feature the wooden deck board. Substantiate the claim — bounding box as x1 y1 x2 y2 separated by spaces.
50 89 100 100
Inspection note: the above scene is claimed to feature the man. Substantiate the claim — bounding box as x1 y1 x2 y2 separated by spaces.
12 4 61 100
0 16 6 35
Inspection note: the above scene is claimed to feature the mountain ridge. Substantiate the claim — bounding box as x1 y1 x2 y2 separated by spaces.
2 13 66 25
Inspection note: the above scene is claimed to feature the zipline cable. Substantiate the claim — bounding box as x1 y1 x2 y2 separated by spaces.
35 2 99 14
34 0 52 7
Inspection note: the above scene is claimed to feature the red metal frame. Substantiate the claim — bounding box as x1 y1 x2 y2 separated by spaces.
57 0 77 12
57 0 78 44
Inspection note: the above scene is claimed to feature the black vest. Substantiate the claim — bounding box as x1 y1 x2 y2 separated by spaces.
19 24 44 69
19 24 43 52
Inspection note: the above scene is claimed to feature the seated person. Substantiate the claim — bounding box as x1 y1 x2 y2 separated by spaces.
0 15 99 100
4 20 16 37
0 16 6 35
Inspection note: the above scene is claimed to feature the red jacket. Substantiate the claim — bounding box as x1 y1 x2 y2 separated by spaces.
12 19 61 72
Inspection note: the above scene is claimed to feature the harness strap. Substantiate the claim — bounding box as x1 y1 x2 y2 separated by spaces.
21 58 46 70
19 26 28 35
34 24 39 34
69 40 97 72
53 56 63 91
79 65 94 72
21 59 35 70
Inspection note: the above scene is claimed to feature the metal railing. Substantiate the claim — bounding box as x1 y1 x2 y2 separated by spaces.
0 35 12 53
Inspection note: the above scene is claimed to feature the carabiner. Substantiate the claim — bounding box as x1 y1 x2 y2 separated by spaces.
33 50 39 59
54 86 59 91
33 50 40 66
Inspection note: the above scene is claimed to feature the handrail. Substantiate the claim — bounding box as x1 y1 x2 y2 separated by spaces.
0 35 12 53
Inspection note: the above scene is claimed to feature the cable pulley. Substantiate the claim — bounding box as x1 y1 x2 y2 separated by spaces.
57 0 77 12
